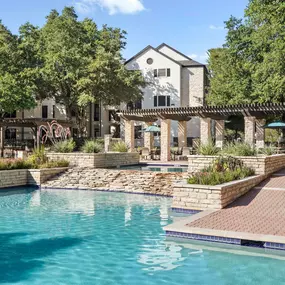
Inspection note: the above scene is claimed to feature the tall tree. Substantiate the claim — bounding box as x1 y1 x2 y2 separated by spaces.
207 0 285 105
19 7 145 135
0 21 36 115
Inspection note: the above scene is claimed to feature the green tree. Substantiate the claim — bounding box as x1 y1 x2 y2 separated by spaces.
19 7 145 135
0 21 36 115
208 0 285 105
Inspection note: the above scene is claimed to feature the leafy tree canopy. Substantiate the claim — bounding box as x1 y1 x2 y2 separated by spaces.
0 7 145 133
207 0 285 106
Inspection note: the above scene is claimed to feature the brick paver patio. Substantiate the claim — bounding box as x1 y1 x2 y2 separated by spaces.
187 170 285 237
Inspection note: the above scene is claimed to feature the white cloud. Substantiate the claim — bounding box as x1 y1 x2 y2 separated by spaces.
188 54 198 59
209 25 224 30
75 0 145 15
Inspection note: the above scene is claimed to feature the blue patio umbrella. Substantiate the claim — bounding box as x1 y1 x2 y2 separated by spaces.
262 121 285 129
141 125 161 133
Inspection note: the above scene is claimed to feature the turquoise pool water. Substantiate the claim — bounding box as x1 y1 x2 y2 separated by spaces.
120 165 188 172
1 188 285 284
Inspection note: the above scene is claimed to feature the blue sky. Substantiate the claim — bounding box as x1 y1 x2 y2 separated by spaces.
0 0 249 63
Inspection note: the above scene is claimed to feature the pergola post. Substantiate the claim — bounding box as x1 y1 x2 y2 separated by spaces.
104 134 112 152
178 121 187 148
244 116 256 146
200 118 212 145
124 119 135 152
256 118 266 149
144 122 154 150
0 127 4 157
160 119 171 161
215 120 225 148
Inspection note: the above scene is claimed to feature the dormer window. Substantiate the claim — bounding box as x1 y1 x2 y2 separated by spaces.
153 68 171 78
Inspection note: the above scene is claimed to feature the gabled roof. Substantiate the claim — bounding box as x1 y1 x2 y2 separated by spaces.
178 60 205 67
124 45 182 66
157 43 192 61
124 43 205 68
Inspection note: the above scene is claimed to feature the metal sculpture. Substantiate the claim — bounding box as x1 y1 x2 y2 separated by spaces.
38 120 71 145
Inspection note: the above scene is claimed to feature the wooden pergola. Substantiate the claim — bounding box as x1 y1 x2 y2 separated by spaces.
0 118 73 151
120 103 285 161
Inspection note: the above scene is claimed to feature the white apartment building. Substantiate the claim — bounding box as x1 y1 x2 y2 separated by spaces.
124 43 208 146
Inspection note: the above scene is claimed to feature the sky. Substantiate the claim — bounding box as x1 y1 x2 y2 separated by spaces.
0 0 249 63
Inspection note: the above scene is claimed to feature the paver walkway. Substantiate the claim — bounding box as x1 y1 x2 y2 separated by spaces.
187 170 285 237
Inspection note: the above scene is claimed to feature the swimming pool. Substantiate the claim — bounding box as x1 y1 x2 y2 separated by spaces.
119 164 188 172
0 188 285 284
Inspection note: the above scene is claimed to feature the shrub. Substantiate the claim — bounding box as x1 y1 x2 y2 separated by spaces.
221 142 256 156
110 141 128 152
258 146 276 156
39 159 69 169
0 159 31 170
187 156 255 186
197 141 220 155
53 139 75 153
81 140 103 153
26 146 48 167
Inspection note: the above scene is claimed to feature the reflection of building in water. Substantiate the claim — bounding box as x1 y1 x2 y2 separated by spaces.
44 190 95 216
159 202 169 226
125 203 132 226
137 243 188 272
30 191 41 207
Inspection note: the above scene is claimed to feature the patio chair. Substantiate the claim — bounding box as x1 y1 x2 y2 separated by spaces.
141 147 151 160
176 147 190 160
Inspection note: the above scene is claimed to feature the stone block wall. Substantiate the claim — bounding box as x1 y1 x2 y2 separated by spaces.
46 152 140 168
28 168 68 185
42 168 188 196
173 174 266 211
0 168 68 189
0 170 28 189
188 154 285 175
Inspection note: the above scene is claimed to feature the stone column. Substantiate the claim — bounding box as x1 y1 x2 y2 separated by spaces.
160 119 171 161
215 120 225 148
144 122 154 150
244 116 255 146
104 134 112 152
178 121 187 148
256 119 266 149
0 127 4 157
200 118 211 145
124 120 135 152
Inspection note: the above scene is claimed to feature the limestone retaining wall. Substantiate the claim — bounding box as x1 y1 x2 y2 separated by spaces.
46 152 140 168
0 168 68 189
173 174 266 211
42 168 188 196
188 154 285 175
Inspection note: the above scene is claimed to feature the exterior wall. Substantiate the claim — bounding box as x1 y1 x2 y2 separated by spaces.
0 168 67 189
0 170 28 188
28 168 68 185
46 152 140 168
42 168 189 196
125 48 181 109
188 154 285 175
173 174 266 211
157 45 189 61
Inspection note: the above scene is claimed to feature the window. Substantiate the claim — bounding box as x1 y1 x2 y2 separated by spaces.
94 104 100 121
95 127 100 138
153 68 171 77
71 109 76 117
154 96 171 107
42 106 48 119
109 110 116 121
4 111 16 118
5 128 16 139
52 105 55 118
147 58 153 65
127 100 142 110
135 126 142 139
158 69 166 77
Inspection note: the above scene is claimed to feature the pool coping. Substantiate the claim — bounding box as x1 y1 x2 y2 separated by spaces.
164 211 285 250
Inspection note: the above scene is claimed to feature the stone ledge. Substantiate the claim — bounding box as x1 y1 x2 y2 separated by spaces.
173 174 266 211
